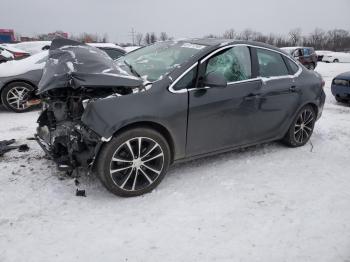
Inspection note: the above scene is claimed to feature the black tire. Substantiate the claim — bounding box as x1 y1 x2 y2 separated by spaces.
335 96 348 103
1 82 34 113
282 105 316 147
96 127 171 197
333 59 339 63
308 63 315 70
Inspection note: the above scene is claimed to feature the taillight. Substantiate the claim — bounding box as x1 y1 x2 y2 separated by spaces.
13 52 26 59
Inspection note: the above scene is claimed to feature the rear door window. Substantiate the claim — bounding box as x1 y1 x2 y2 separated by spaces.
256 48 289 77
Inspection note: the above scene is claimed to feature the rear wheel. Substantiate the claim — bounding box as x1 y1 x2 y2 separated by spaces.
1 82 33 113
283 105 316 147
96 128 171 197
308 63 315 70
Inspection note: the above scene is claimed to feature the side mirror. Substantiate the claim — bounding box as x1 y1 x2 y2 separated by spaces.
202 71 227 88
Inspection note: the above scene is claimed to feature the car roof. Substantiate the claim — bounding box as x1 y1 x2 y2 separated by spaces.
184 38 284 53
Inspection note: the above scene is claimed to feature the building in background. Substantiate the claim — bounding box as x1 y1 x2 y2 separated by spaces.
0 29 15 43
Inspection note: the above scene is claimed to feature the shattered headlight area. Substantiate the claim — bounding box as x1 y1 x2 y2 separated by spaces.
36 97 102 171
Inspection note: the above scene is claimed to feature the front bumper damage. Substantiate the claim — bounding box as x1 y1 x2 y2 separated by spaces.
35 113 103 171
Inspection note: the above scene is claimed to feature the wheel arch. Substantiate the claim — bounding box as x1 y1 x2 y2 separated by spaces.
111 121 176 163
282 101 319 138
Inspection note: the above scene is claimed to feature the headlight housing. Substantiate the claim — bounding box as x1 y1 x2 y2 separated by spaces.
333 79 349 86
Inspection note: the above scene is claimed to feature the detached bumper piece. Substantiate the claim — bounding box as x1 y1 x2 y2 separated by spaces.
0 139 29 157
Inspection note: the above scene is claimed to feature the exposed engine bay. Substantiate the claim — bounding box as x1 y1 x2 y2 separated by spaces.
37 88 128 170
35 38 146 171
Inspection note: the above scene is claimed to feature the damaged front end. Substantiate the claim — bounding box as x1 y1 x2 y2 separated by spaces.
35 38 145 171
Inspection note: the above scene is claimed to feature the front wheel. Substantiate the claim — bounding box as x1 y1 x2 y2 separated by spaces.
96 128 171 197
282 105 316 147
1 82 33 112
333 59 339 63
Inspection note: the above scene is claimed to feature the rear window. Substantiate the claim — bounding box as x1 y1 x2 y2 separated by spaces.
256 48 289 77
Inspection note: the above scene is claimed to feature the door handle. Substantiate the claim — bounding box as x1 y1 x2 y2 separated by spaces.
244 94 261 101
289 86 297 92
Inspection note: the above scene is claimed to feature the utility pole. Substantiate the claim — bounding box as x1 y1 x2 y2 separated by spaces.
129 28 135 45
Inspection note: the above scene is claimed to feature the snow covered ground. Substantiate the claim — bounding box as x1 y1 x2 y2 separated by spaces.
0 62 350 262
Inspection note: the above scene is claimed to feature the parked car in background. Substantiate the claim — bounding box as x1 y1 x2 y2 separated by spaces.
0 44 30 60
8 41 51 55
0 43 126 112
331 71 350 103
315 50 333 62
88 43 126 60
281 46 318 70
0 51 48 112
322 52 350 63
36 38 325 197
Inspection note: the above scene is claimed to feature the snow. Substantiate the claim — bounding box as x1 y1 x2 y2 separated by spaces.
0 51 48 77
124 46 142 53
8 41 51 55
0 44 29 54
88 43 124 51
1 62 350 262
0 47 13 59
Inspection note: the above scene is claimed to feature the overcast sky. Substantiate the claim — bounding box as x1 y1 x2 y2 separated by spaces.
1 0 349 43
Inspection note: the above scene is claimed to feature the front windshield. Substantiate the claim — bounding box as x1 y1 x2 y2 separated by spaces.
122 41 206 81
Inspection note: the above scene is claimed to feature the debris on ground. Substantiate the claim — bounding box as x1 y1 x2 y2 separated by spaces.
0 139 30 157
75 189 86 197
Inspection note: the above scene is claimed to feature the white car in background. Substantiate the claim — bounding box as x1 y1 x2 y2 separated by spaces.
7 41 51 55
315 50 332 62
322 52 350 63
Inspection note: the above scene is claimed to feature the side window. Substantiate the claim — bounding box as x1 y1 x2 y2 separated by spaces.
205 46 252 82
286 58 299 75
103 49 124 60
173 66 197 90
256 48 289 77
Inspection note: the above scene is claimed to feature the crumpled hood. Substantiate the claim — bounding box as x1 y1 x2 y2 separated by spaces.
37 38 143 94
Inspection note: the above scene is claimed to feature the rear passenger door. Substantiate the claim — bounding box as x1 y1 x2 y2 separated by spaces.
252 48 301 141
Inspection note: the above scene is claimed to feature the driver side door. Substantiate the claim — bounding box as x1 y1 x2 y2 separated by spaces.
186 45 263 157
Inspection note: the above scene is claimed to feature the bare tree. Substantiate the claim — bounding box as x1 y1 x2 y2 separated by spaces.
289 28 302 46
223 29 236 39
160 32 169 41
150 32 157 43
239 29 254 41
144 33 151 45
136 33 143 46
203 34 218 38
102 33 109 43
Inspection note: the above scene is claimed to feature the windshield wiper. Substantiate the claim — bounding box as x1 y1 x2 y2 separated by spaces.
124 59 141 78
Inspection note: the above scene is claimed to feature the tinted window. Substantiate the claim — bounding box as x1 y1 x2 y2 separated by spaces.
103 49 124 60
286 58 299 75
256 48 289 77
173 66 197 90
205 46 251 82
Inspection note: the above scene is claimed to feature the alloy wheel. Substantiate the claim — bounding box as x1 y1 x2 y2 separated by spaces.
6 86 30 111
109 137 164 192
294 109 314 144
